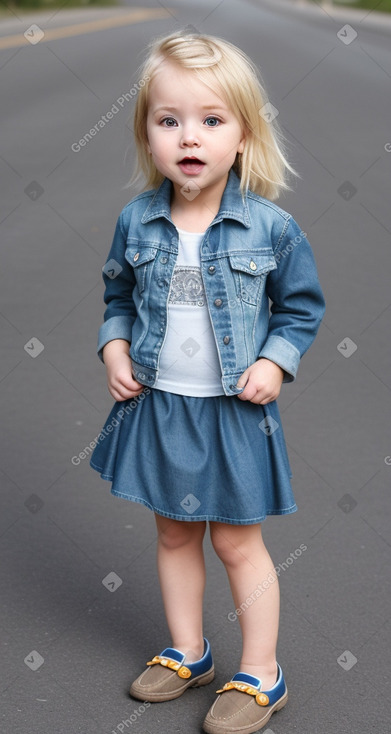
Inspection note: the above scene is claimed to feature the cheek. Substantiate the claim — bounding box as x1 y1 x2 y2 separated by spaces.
148 126 168 150
146 118 154 142
146 131 159 156
153 136 177 162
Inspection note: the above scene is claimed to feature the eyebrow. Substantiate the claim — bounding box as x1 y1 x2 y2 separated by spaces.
152 105 228 113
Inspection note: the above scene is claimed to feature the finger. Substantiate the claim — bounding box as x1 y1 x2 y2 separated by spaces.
118 374 144 392
237 383 258 401
257 393 274 405
248 387 269 404
109 383 143 401
109 386 125 402
235 370 250 391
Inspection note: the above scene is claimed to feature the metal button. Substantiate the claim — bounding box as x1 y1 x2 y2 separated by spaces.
249 260 257 270
223 335 230 345
133 252 140 262
229 384 236 390
208 265 216 273
138 372 145 379
160 256 168 264
214 298 223 307
158 279 165 287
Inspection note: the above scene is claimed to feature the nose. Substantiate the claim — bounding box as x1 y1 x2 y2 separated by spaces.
180 122 200 148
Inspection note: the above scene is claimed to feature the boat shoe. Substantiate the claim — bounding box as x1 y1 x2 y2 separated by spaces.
202 663 288 734
129 636 214 702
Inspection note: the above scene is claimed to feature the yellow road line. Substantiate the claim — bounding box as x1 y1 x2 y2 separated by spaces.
0 7 172 50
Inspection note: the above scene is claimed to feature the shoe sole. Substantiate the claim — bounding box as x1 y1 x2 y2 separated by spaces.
130 665 215 702
202 689 288 734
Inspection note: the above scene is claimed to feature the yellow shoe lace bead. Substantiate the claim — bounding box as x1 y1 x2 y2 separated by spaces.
216 681 270 706
146 656 192 679
177 666 192 679
255 692 269 706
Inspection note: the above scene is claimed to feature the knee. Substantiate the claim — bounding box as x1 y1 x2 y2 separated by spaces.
210 524 263 567
157 520 206 551
209 527 237 565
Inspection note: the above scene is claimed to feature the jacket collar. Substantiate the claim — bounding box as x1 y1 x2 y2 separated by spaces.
140 167 251 228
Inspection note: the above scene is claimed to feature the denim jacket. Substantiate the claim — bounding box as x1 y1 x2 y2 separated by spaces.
97 167 325 396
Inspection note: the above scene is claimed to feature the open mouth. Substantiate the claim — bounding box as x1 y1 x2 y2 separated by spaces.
178 157 205 174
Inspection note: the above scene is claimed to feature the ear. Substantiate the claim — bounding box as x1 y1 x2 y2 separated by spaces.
237 132 246 155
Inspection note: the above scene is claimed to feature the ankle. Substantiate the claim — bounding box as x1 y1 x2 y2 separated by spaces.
239 661 278 690
173 639 204 662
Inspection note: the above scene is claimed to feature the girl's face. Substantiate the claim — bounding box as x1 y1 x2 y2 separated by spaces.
146 60 246 199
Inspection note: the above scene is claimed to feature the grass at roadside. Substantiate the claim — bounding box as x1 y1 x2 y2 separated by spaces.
0 0 119 21
311 0 391 13
2 0 391 22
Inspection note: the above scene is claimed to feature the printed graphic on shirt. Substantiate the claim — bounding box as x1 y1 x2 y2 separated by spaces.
169 266 205 306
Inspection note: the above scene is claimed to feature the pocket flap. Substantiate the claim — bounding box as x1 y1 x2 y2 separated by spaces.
125 246 158 267
228 252 277 275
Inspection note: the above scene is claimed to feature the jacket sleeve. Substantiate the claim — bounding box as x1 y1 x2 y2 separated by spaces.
258 215 326 382
96 210 137 363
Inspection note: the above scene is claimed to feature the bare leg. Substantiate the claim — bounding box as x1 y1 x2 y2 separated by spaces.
210 521 279 690
154 513 207 662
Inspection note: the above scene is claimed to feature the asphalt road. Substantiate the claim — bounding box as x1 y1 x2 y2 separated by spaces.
1 1 390 732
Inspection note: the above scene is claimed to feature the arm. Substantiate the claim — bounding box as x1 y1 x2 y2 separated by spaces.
237 216 325 403
258 215 326 382
97 211 138 362
97 212 144 400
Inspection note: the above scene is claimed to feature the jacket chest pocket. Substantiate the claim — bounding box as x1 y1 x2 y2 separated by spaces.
125 245 158 294
228 252 277 305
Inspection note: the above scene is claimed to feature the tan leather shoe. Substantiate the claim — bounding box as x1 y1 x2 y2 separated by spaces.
202 664 288 733
129 637 214 702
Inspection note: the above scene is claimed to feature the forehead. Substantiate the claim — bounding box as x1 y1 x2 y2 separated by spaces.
148 59 227 109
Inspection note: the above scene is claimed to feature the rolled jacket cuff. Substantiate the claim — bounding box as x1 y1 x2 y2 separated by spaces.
97 315 133 362
258 335 301 383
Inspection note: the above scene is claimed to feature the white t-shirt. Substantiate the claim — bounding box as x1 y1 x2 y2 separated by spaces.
154 228 225 397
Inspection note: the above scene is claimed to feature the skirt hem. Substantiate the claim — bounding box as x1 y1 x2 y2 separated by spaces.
108 486 297 524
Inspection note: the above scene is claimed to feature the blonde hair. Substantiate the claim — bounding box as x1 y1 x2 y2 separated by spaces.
124 29 300 201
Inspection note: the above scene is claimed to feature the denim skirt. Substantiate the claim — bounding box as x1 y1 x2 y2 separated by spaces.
89 387 296 524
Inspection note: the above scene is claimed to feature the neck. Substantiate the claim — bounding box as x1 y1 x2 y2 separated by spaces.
170 172 228 227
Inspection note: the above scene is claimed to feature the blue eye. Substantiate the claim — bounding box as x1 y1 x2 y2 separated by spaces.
204 117 221 127
159 116 221 127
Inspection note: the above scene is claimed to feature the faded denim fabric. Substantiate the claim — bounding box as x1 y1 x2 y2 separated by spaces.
97 168 325 396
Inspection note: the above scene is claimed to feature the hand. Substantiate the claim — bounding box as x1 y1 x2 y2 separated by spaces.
103 340 144 401
236 358 285 404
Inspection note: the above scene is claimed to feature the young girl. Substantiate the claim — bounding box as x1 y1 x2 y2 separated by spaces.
90 29 325 734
